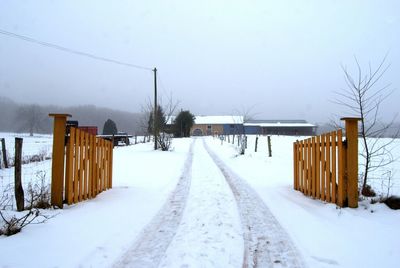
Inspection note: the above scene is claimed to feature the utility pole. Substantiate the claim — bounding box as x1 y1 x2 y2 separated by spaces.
153 67 158 150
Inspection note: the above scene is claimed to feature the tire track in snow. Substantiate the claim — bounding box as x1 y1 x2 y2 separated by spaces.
204 140 305 268
113 140 194 268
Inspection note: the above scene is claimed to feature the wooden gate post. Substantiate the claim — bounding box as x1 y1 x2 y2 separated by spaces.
14 138 24 211
1 138 8 168
341 117 361 208
49 113 71 208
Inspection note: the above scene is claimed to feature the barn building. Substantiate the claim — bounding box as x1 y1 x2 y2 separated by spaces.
171 115 316 136
191 116 243 136
244 120 316 136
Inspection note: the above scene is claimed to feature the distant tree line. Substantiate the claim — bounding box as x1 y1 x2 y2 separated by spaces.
0 96 143 135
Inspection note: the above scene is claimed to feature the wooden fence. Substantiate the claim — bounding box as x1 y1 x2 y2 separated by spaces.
49 114 113 208
64 127 113 205
293 118 360 208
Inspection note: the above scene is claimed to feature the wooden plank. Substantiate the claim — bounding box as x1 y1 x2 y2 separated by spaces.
311 137 316 197
331 131 337 204
299 140 304 193
99 139 103 192
326 132 331 202
316 135 321 199
304 139 308 195
321 134 326 201
101 139 106 191
337 129 345 207
93 138 98 197
84 132 89 199
65 128 75 205
294 142 298 190
307 138 312 196
81 132 86 200
79 129 84 201
109 141 113 188
73 129 80 203
104 142 109 189
88 134 93 199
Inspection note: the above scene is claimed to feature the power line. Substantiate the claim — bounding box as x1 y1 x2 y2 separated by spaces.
0 28 153 71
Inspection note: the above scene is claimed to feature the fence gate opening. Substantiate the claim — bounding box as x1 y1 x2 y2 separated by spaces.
49 114 113 208
293 117 360 208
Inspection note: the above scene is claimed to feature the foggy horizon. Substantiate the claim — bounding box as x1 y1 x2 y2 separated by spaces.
1 1 399 124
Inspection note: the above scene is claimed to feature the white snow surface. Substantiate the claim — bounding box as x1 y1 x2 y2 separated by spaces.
0 133 399 268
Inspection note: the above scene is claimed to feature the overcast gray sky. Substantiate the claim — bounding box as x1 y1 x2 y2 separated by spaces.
0 0 399 123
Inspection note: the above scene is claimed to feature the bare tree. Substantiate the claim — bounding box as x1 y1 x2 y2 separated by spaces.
233 106 258 155
16 104 46 136
138 95 179 150
334 56 399 195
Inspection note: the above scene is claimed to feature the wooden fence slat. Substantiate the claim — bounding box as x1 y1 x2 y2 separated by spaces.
315 135 321 199
331 131 337 204
108 142 114 188
326 132 331 202
337 129 344 206
82 132 87 200
300 140 304 193
105 142 109 189
101 139 106 191
304 139 308 194
73 128 80 203
321 134 326 201
88 134 94 199
297 141 303 191
79 129 85 201
293 141 299 190
311 137 316 197
309 138 312 196
85 132 90 199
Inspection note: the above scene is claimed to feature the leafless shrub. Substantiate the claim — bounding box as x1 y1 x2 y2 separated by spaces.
25 171 51 209
0 171 53 236
157 133 172 151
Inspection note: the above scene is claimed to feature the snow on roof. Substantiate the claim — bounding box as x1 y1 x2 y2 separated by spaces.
244 121 316 127
194 115 244 125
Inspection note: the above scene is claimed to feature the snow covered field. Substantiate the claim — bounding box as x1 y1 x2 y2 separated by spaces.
0 133 399 267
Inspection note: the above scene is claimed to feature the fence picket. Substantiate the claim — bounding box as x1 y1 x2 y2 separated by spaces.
326 133 331 202
331 131 337 204
73 129 80 203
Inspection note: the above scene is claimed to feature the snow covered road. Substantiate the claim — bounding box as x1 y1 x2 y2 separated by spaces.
204 140 304 268
115 138 304 268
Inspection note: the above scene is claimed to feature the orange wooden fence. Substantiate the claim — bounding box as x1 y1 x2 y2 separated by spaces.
64 127 113 205
49 114 113 208
293 118 360 208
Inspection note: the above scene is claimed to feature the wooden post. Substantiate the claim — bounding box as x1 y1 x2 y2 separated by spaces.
341 117 361 208
65 127 75 205
337 129 345 207
14 137 24 211
267 136 272 157
293 142 298 190
1 138 8 168
255 137 258 152
49 113 71 208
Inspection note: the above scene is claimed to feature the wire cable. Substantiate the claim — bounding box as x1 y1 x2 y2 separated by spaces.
0 28 153 71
